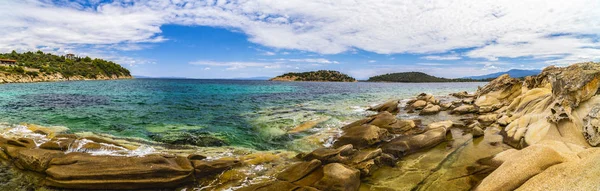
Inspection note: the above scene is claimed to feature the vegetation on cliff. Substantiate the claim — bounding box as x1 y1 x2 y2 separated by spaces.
367 72 488 82
270 70 356 82
0 50 131 79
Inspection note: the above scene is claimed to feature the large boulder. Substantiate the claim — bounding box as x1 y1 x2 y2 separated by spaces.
277 159 322 182
475 145 568 191
582 104 600 146
411 100 428 110
14 149 65 173
381 121 451 157
303 144 356 164
312 163 360 191
367 112 416 134
451 105 477 115
420 104 441 115
368 99 400 114
334 125 391 149
44 153 195 189
516 148 600 191
475 74 522 108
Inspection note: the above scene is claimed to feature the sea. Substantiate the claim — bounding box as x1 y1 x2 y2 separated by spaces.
0 79 485 151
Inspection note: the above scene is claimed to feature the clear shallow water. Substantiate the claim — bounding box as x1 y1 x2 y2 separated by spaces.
0 79 485 150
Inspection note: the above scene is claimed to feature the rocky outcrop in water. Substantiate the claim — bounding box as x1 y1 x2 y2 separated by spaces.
0 72 131 84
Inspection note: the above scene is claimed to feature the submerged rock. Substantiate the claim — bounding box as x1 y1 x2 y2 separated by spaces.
382 121 451 157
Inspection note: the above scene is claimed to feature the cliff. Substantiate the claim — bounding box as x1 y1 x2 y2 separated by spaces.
270 70 356 82
0 50 132 84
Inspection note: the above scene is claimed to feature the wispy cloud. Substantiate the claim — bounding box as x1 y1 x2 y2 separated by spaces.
1 0 600 66
420 54 462 60
278 58 340 64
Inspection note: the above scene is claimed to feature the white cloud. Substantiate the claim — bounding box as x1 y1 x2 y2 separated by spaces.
421 54 462 60
189 60 281 70
279 58 340 64
1 0 600 66
368 60 377 63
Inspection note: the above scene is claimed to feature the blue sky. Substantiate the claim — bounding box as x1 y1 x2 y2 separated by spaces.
1 0 600 79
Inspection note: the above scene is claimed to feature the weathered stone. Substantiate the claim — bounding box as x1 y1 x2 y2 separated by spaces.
416 93 439 104
368 99 400 114
352 159 377 177
411 100 428 110
475 145 567 191
472 126 484 137
583 104 600 146
497 115 512 126
44 153 195 189
348 148 382 165
462 98 475 104
516 148 600 191
277 159 322 182
14 149 64 172
7 138 36 148
382 121 451 157
478 114 498 126
192 158 240 176
367 112 416 134
420 104 441 115
312 163 360 191
439 102 453 111
237 180 301 191
451 105 477 115
39 137 76 151
187 154 207 160
303 144 356 163
334 125 391 149
451 91 475 98
476 74 522 105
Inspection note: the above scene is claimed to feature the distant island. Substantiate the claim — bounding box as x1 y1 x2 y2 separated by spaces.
0 50 131 83
463 69 541 80
270 70 357 82
367 72 488 82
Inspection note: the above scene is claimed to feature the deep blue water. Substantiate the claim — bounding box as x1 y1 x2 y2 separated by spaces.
0 79 485 150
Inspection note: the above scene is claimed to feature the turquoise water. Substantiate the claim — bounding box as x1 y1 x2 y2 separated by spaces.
0 79 485 150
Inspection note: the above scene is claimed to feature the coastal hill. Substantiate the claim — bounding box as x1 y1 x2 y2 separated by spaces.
0 50 132 83
270 70 356 82
464 69 542 80
367 72 486 82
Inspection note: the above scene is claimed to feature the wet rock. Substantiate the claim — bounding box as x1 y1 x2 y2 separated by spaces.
334 125 391 149
348 148 382 164
39 137 76 151
303 144 356 163
439 102 454 111
149 130 227 147
367 112 416 134
416 93 439 104
374 153 397 167
381 121 451 157
312 163 360 191
44 153 195 189
192 158 240 176
187 154 207 160
451 105 477 115
411 100 428 110
277 159 322 182
237 180 303 191
368 99 400 114
7 138 36 148
353 159 377 177
14 149 64 172
472 126 485 137
289 117 331 133
420 104 441 115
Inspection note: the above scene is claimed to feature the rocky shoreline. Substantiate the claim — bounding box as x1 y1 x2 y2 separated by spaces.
0 72 132 84
1 62 600 190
